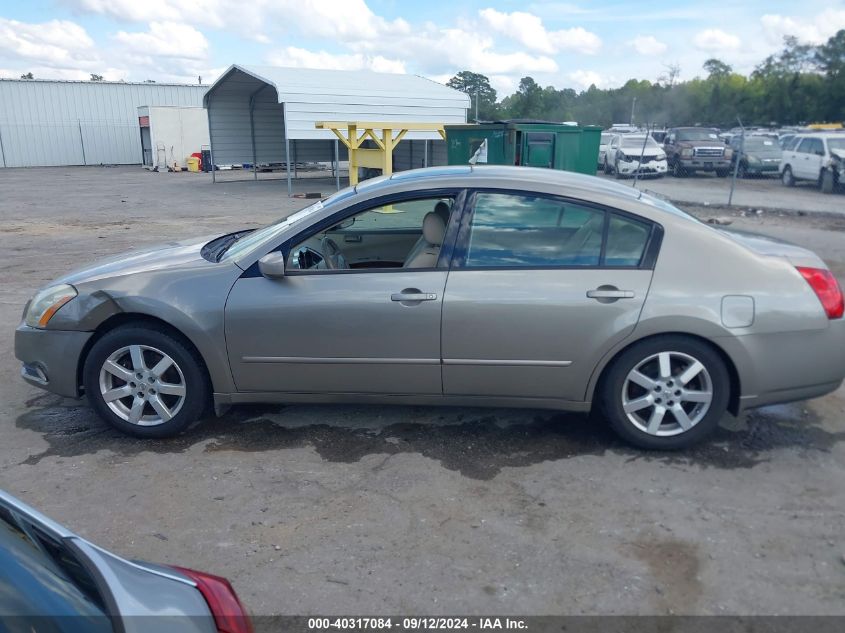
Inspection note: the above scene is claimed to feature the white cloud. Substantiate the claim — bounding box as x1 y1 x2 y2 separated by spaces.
479 8 601 55
267 47 406 73
629 35 667 56
760 10 845 45
693 29 741 52
568 69 603 89
70 0 409 45
113 22 209 60
0 18 97 66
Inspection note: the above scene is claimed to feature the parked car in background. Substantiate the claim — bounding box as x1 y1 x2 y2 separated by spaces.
0 489 253 632
604 134 667 178
15 166 845 450
598 132 612 168
780 132 845 193
608 123 639 134
649 129 668 144
664 127 733 177
729 135 783 177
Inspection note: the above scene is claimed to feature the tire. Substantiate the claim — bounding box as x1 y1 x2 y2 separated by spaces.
599 335 730 450
820 169 835 194
604 158 612 175
672 160 686 177
614 161 624 179
781 165 795 187
83 326 209 438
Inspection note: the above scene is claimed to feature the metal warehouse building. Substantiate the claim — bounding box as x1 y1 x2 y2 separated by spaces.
203 65 469 192
0 79 205 168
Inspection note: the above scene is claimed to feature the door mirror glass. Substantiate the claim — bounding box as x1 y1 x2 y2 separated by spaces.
258 252 287 279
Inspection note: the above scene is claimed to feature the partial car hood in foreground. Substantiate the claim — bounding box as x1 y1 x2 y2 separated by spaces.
57 234 221 286
717 228 826 268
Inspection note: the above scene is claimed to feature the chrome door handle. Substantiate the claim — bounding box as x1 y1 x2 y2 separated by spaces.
391 292 437 302
587 289 634 299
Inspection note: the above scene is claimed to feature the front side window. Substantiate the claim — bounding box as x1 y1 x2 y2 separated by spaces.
463 193 606 267
287 196 454 271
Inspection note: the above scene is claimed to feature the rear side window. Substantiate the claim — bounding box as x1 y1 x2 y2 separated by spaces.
605 215 650 266
460 192 653 269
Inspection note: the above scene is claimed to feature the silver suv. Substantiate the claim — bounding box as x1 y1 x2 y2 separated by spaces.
780 132 845 194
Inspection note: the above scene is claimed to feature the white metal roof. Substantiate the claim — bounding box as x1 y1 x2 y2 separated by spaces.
205 64 469 140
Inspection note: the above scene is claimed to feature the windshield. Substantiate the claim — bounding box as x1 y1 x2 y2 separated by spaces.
677 129 719 142
828 138 845 152
220 187 357 261
742 138 779 151
621 137 659 149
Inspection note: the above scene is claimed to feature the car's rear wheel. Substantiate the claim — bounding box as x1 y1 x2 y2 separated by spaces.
782 165 795 187
600 336 730 450
83 326 209 438
604 158 612 174
672 160 686 177
614 160 624 179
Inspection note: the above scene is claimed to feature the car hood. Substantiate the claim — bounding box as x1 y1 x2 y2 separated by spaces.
58 234 218 286
717 228 825 267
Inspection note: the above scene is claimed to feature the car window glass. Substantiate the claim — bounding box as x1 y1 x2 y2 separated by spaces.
604 215 650 267
287 196 454 271
0 507 110 626
796 138 814 154
786 136 801 151
464 193 605 268
809 138 825 155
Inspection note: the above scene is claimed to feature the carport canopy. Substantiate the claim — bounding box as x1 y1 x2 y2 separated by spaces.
203 64 470 193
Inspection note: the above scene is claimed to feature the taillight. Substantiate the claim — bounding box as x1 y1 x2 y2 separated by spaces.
171 566 253 633
797 266 844 319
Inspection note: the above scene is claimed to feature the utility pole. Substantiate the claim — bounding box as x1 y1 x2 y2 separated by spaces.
630 97 637 126
475 88 479 122
728 117 744 206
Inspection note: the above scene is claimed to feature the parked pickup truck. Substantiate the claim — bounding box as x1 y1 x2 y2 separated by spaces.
664 127 733 177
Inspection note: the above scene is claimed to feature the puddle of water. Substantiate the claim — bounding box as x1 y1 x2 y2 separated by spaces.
15 398 845 480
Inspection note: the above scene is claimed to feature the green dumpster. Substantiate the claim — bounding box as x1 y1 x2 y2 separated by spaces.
445 120 601 175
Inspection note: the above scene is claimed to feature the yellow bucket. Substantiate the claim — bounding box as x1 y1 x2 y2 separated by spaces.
186 156 200 172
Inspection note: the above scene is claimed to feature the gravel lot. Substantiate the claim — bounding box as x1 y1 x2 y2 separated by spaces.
1 166 844 616
597 170 845 215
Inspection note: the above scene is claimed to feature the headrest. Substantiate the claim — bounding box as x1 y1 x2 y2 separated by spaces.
422 212 446 246
433 200 451 224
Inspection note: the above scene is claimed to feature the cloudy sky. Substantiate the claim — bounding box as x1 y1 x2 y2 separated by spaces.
1 0 844 95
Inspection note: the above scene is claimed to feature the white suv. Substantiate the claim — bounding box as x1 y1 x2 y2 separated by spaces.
780 133 845 194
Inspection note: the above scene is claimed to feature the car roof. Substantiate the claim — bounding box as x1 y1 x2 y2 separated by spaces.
362 165 645 206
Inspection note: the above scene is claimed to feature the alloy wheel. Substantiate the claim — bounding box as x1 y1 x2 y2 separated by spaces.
621 351 713 437
98 344 187 426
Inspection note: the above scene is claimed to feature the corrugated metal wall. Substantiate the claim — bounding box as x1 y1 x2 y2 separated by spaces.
0 80 206 168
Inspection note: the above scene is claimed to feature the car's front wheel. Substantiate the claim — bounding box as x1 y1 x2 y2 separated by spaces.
672 160 686 177
820 169 836 194
83 326 209 438
600 336 730 450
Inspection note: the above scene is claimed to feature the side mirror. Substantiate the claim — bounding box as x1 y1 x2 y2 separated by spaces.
258 252 286 280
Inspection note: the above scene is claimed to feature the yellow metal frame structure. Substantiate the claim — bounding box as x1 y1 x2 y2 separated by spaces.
315 121 447 185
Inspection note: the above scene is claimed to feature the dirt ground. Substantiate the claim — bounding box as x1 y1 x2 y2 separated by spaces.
1 166 844 616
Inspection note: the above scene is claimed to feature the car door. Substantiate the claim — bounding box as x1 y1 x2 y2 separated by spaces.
793 138 816 179
224 192 462 395
441 191 658 402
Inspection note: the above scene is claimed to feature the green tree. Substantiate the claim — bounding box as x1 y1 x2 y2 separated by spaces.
90 74 104 81
20 72 33 79
703 59 732 78
816 29 845 121
446 71 498 121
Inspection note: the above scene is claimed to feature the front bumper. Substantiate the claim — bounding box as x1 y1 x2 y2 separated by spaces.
617 159 667 176
680 158 730 171
15 324 92 398
746 162 780 174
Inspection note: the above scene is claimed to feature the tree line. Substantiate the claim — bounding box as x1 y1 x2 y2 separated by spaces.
446 30 845 128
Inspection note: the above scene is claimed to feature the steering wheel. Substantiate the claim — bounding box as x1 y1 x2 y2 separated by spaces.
320 236 348 270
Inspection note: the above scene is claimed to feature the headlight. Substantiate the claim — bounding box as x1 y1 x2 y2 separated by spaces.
748 154 761 163
656 153 666 161
25 284 77 328
680 148 693 158
724 148 733 159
